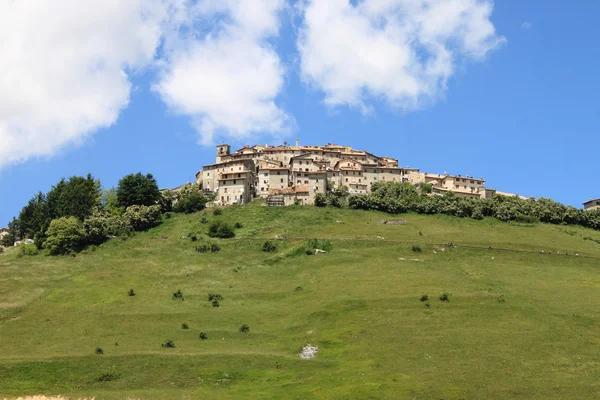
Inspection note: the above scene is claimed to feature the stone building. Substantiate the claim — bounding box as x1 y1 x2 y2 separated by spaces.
197 140 495 206
583 198 600 211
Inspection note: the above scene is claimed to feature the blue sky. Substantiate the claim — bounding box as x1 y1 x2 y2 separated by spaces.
1 0 599 227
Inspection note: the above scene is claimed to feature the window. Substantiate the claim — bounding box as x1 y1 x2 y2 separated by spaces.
207 173 210 176
233 180 236 184
280 178 284 183
345 178 348 182
470 180 474 184
264 173 268 176
304 180 309 184
224 188 228 193
238 174 241 178
261 187 264 191
277 171 280 175
239 167 242 171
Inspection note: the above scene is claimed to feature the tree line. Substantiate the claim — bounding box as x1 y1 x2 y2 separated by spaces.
341 182 600 230
1 173 211 254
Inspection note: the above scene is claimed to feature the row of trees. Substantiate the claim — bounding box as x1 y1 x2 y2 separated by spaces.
1 173 211 254
344 182 600 230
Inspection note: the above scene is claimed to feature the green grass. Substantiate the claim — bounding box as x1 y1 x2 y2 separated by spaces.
2 203 600 399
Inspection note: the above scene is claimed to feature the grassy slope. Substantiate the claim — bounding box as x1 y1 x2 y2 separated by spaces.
1 202 600 399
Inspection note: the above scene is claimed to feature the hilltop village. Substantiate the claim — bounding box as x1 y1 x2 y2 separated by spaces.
196 140 521 207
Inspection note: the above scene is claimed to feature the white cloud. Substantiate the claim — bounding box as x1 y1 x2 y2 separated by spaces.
298 0 506 112
153 0 294 145
521 21 533 29
0 0 173 169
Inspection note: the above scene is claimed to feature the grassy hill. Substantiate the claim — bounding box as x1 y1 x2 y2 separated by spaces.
2 202 600 399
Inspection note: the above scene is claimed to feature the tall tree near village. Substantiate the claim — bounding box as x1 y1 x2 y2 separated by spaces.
116 173 161 209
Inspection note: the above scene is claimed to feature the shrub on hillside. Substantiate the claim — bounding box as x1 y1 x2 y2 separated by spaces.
262 241 277 252
18 243 40 257
412 244 422 252
314 193 327 207
420 294 429 302
95 347 104 355
213 208 223 216
201 215 209 224
162 339 176 348
199 332 208 340
234 222 243 229
173 184 208 214
208 221 235 238
307 238 332 252
439 292 451 302
181 322 189 329
128 289 136 297
44 217 86 255
211 243 221 252
173 289 184 300
239 324 250 333
123 205 162 232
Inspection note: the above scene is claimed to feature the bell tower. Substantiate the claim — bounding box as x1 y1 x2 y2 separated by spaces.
216 144 231 163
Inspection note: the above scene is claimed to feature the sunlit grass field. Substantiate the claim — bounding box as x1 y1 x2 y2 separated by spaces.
2 202 600 399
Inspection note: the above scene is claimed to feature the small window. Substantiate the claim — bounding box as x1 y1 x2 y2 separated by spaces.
233 180 236 184
280 178 284 183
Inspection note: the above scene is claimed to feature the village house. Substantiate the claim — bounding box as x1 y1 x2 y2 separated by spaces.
583 198 600 211
196 140 516 206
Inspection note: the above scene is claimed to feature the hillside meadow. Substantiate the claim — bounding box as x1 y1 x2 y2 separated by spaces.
2 203 600 399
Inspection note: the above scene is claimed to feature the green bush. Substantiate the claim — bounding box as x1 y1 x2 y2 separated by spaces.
18 244 40 257
199 332 208 340
307 238 332 252
128 289 136 297
95 347 104 355
212 300 220 307
420 294 429 302
181 322 189 329
314 193 327 207
239 324 250 333
412 244 422 252
439 292 451 302
211 243 221 252
161 339 176 348
123 205 162 232
173 289 184 300
191 234 198 242
201 216 208 224
208 221 235 238
234 222 243 229
213 208 223 216
208 294 223 301
96 372 119 382
262 241 277 252
44 217 86 255
173 184 208 214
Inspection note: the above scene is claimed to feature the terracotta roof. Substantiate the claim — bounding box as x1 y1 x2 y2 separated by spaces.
295 184 309 193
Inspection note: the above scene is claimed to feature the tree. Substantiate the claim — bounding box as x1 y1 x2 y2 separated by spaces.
44 217 86 255
46 174 101 221
116 173 161 208
18 192 49 241
207 221 235 238
173 185 207 214
123 205 162 231
101 187 122 215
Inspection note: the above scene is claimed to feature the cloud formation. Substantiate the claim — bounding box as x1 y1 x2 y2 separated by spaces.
298 0 506 112
153 0 294 145
0 0 170 169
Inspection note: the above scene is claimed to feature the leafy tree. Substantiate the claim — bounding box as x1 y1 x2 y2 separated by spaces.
44 217 86 255
173 184 207 214
116 173 161 208
18 192 49 242
46 174 101 221
101 187 122 216
419 182 433 193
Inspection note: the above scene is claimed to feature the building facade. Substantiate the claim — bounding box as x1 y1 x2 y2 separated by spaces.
583 198 600 211
197 140 497 206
